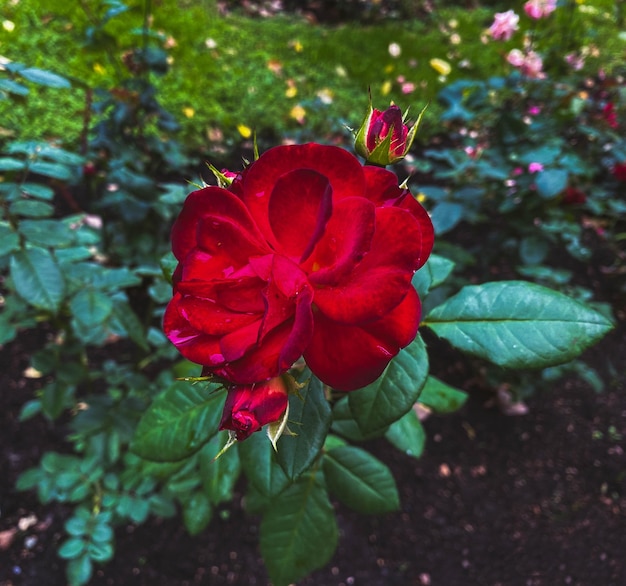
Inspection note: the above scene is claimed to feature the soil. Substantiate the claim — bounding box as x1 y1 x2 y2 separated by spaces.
2 308 625 586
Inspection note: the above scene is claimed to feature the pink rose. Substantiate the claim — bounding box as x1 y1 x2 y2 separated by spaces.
488 10 519 41
507 49 546 79
524 0 557 19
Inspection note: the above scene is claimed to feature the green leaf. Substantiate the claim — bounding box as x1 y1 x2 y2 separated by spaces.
199 435 241 505
419 376 468 413
275 373 331 482
131 382 226 462
0 157 26 172
37 146 84 166
110 297 149 350
430 201 464 235
10 248 65 312
260 472 337 586
182 491 213 536
69 290 114 327
0 222 20 256
238 431 290 506
330 397 387 441
323 445 400 513
423 281 614 369
18 67 71 89
520 235 549 265
58 537 87 559
20 182 55 200
18 219 75 247
65 516 88 537
18 399 42 422
66 554 93 586
29 161 72 181
0 78 29 96
9 199 54 218
87 540 114 562
412 253 456 298
536 169 568 199
160 251 177 284
349 334 429 435
385 408 426 459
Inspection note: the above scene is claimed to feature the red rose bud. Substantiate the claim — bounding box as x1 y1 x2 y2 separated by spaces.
561 187 586 205
219 376 289 441
355 98 424 166
613 162 626 182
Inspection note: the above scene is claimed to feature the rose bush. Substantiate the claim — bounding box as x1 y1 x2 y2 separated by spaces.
164 143 433 391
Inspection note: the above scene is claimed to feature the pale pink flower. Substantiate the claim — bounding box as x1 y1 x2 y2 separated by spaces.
564 53 585 71
528 162 544 173
506 49 546 79
488 10 519 41
401 82 416 94
524 0 557 19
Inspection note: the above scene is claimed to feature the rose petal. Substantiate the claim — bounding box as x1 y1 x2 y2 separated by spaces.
171 186 267 261
217 319 309 384
304 196 375 284
241 143 367 242
304 288 421 391
197 214 267 265
362 165 403 205
163 294 226 366
175 294 259 336
396 195 434 270
268 168 333 262
312 206 421 324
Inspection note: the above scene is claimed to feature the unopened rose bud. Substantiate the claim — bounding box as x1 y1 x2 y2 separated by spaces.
218 376 290 441
355 97 424 166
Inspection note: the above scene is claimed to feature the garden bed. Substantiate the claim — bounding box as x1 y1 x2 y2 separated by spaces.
2 282 624 586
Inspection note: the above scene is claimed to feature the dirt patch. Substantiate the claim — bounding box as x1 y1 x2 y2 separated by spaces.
2 318 625 586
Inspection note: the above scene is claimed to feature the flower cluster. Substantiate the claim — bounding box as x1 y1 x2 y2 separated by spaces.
486 0 559 79
164 142 434 439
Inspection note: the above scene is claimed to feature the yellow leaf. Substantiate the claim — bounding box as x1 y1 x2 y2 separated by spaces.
430 58 451 76
237 124 252 138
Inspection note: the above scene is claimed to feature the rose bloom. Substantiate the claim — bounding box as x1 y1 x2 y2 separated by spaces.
603 103 619 129
488 10 519 41
562 187 587 205
524 0 557 19
613 162 626 182
164 143 434 391
507 49 545 79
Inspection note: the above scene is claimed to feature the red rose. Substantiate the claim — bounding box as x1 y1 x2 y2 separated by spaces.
163 143 433 391
219 377 289 440
561 186 586 205
613 162 626 182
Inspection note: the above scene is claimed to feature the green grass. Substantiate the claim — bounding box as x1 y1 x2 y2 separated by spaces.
0 0 622 150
